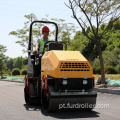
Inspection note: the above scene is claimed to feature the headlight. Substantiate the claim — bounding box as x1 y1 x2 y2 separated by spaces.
62 80 67 85
83 80 88 85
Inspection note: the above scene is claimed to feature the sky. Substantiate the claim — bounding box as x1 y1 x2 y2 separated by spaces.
0 0 80 58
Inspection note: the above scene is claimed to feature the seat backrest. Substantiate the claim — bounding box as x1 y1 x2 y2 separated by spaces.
49 43 63 50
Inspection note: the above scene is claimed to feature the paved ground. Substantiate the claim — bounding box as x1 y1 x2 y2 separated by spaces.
0 80 120 120
95 86 120 95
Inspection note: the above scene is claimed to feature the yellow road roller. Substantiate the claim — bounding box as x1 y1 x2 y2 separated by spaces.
24 21 97 112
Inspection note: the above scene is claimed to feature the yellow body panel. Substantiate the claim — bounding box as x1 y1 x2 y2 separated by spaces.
41 50 93 79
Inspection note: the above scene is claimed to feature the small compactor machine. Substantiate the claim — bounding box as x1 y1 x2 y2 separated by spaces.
24 21 97 112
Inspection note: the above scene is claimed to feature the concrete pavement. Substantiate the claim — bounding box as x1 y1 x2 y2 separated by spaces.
0 80 120 120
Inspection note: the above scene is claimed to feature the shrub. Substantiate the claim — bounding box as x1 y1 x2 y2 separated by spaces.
3 74 10 76
92 66 96 74
95 67 101 74
116 64 120 74
106 66 117 74
12 68 20 75
93 66 117 74
92 58 100 67
6 71 11 76
92 66 101 74
21 69 27 75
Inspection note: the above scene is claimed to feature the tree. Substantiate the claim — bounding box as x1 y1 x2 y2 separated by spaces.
13 56 23 70
9 13 76 53
65 0 120 84
51 18 76 43
70 31 99 61
22 57 28 66
6 58 14 71
4 56 28 72
69 31 88 51
9 13 39 53
0 44 7 78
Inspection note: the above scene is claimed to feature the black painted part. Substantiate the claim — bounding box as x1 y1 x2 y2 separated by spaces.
27 77 41 99
47 97 97 112
47 76 94 91
50 92 97 98
43 41 67 54
50 94 97 98
27 55 34 77
54 78 93 91
28 53 41 78
28 77 34 83
42 85 97 112
49 43 63 50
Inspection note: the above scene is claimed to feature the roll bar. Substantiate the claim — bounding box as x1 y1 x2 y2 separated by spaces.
28 21 58 53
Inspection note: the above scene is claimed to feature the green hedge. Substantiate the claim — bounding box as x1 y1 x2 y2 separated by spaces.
96 67 101 74
105 66 117 74
12 68 20 75
21 69 27 75
93 67 101 74
93 66 117 74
